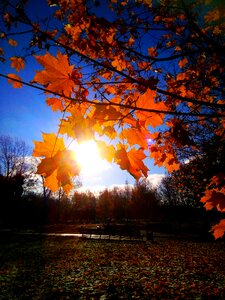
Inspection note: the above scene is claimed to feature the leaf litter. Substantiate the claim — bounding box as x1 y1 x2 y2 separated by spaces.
0 236 225 299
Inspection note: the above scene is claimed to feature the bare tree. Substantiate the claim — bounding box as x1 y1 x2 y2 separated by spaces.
0 135 31 178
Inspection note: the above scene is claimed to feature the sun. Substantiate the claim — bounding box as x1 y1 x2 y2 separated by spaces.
69 140 108 176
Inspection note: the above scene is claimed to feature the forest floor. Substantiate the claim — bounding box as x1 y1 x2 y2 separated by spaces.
0 233 225 299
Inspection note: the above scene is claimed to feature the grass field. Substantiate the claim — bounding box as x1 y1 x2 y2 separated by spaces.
0 234 225 299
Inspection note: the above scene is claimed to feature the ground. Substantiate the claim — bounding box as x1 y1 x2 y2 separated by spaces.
0 233 225 299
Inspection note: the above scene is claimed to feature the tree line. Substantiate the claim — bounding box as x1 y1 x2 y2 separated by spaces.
0 135 221 237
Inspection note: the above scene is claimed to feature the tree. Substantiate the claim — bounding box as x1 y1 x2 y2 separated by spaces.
131 179 159 221
96 189 114 222
0 134 41 193
72 190 96 222
0 0 224 237
0 135 34 226
0 135 30 177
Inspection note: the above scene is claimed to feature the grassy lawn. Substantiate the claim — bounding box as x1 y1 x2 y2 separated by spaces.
0 234 225 299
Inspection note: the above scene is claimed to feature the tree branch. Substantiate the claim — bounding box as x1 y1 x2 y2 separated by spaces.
41 30 225 110
1 73 224 119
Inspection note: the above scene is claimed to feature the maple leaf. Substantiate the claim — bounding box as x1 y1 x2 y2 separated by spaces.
44 169 58 191
115 146 148 180
112 55 127 71
101 70 113 80
7 73 22 88
148 47 157 57
33 133 65 158
8 39 17 46
46 97 64 112
93 105 121 122
37 150 80 193
178 58 188 69
200 188 225 212
33 51 75 97
59 113 95 141
171 121 194 146
10 57 25 72
0 47 4 56
121 126 150 149
150 144 179 172
204 8 220 23
176 73 188 81
102 126 117 139
96 140 115 163
208 174 225 189
65 24 82 40
211 219 225 239
135 88 166 127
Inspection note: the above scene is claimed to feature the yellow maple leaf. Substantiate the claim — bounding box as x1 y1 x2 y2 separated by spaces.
10 56 25 72
7 73 22 88
44 169 59 192
60 114 94 141
33 133 65 158
34 51 75 97
102 126 117 139
96 140 115 163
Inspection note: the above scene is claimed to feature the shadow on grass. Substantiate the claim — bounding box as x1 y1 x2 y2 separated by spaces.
0 233 225 299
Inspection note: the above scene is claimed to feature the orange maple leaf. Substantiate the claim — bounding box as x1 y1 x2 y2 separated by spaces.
148 47 157 57
112 55 127 71
34 51 75 97
200 188 225 212
0 47 4 56
211 219 225 239
121 126 150 150
8 39 17 46
46 97 64 112
37 150 80 193
178 58 188 69
7 73 22 88
136 88 166 127
93 105 121 123
10 56 25 72
115 146 148 180
150 144 179 172
176 72 188 81
33 133 65 158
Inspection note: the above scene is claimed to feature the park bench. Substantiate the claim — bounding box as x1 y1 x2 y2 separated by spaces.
79 224 153 241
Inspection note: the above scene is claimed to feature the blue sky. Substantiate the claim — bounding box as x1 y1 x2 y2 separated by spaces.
0 0 165 191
